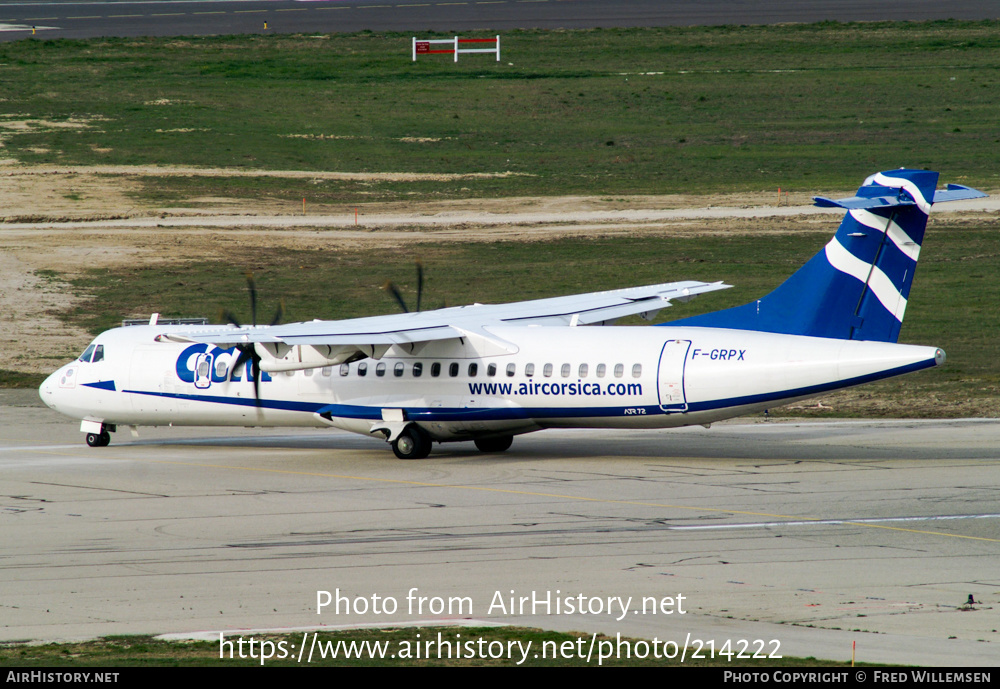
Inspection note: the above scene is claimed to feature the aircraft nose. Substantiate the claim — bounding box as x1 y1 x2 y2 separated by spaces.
39 369 60 411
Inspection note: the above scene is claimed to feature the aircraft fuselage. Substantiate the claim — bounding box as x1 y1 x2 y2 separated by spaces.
40 323 944 445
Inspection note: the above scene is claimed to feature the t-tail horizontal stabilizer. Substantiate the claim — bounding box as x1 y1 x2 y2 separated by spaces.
665 169 986 343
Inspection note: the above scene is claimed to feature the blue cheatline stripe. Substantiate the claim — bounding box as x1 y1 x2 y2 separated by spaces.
121 355 935 424
683 356 937 413
123 389 328 414
83 380 116 391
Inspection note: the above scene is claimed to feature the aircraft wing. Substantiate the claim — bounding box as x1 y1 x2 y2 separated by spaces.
157 320 465 348
452 279 730 326
156 279 728 371
159 279 730 350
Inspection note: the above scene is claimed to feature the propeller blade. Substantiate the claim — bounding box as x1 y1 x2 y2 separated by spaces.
249 350 262 406
245 272 258 326
383 281 409 313
229 344 263 406
416 261 424 313
269 299 285 327
230 345 252 382
221 309 242 329
220 273 274 407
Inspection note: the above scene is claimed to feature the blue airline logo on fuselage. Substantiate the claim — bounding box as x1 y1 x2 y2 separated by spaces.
175 343 272 385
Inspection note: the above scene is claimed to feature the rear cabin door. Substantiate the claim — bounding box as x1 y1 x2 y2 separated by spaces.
657 339 691 413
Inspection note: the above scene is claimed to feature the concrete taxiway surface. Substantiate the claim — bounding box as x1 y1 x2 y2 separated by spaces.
2 389 999 665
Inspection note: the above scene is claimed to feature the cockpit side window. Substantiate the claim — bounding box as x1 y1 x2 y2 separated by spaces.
78 344 95 363
92 344 105 363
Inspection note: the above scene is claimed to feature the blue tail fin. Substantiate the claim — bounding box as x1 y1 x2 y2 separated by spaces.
665 169 985 343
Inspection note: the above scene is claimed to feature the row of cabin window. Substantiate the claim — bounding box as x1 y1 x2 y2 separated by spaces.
334 361 643 379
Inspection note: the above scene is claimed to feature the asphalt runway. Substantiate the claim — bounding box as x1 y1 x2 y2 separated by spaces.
3 389 998 665
0 0 996 41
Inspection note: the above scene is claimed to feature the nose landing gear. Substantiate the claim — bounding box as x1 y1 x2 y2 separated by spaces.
86 428 112 447
83 422 114 447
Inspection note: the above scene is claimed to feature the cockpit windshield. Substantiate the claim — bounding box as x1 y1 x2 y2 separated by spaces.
78 344 95 363
77 343 104 363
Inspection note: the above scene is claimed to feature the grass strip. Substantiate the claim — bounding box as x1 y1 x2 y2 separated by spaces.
0 22 997 202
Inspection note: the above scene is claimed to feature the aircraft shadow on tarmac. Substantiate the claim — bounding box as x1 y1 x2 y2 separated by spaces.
117 420 999 462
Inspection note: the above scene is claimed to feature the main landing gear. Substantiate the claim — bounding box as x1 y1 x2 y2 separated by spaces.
391 425 432 460
390 427 515 459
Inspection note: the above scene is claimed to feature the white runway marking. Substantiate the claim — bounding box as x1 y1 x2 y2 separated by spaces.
671 513 1000 531
0 22 57 30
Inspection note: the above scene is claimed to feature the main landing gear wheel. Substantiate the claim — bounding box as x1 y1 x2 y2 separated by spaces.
392 426 432 460
474 435 513 453
86 430 111 447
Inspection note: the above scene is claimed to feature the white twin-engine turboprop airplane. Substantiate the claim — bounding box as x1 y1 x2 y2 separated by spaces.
40 169 985 459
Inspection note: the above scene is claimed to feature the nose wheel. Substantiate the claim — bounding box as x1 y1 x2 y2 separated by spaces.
86 429 111 447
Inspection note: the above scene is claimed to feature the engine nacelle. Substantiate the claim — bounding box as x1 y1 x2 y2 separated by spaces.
258 343 391 372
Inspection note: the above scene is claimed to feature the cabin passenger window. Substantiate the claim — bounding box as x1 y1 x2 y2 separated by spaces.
632 364 642 378
578 363 588 378
525 363 535 377
543 363 553 377
487 363 497 377
506 363 516 377
394 362 404 377
92 345 105 363
376 362 386 377
358 362 367 377
322 367 332 377
413 362 423 377
305 368 313 377
596 364 606 378
215 359 229 379
614 363 624 378
468 363 478 377
431 362 441 377
340 364 350 376
560 363 571 378
449 363 459 377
